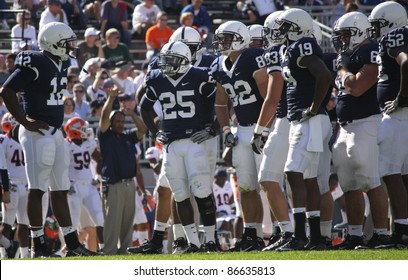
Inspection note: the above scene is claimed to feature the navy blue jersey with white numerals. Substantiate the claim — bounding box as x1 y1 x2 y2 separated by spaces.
264 43 287 118
195 52 217 126
322 52 337 109
282 37 327 121
140 66 216 141
211 48 265 125
3 51 70 127
335 42 380 122
377 27 408 109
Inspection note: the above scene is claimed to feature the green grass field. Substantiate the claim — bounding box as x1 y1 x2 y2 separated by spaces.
38 249 408 260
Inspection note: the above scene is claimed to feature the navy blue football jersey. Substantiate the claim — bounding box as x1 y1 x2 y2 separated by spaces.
321 52 337 110
282 37 327 121
335 42 380 122
195 52 217 126
264 43 287 119
3 51 70 127
210 48 265 125
140 66 216 141
377 27 408 109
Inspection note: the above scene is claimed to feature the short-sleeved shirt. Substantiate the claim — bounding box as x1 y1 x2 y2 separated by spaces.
102 43 133 66
145 26 174 49
101 0 128 28
97 127 139 184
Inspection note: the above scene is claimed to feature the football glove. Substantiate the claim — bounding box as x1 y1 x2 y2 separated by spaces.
384 95 408 115
155 131 169 145
191 127 214 144
335 49 352 70
224 132 238 148
298 108 317 123
250 133 267 154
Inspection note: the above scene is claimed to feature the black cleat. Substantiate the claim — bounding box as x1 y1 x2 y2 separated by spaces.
262 232 293 251
276 236 307 251
172 237 189 254
266 234 281 247
67 245 101 256
229 234 262 252
200 241 219 253
304 237 327 250
6 241 19 259
127 241 163 254
333 234 364 250
356 233 395 249
392 232 408 248
183 243 200 253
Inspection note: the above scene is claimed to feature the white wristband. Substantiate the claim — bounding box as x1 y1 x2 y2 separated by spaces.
254 124 266 134
341 72 353 87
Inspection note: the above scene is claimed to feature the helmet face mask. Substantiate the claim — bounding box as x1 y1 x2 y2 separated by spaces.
159 41 191 76
1 113 18 133
263 10 285 47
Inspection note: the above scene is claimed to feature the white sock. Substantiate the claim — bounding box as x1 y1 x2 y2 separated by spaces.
183 223 200 247
320 220 332 238
203 225 215 242
340 209 348 224
30 229 44 238
373 228 388 235
278 221 294 233
60 226 76 236
0 247 7 258
306 210 320 218
0 235 11 248
173 223 185 240
138 231 149 243
394 219 408 225
20 247 29 259
154 221 168 232
98 243 104 250
348 225 363 236
162 240 168 254
243 222 257 229
256 223 263 238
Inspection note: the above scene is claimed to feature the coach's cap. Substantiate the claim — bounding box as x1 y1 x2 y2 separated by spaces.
47 0 61 5
214 168 227 178
84 27 100 37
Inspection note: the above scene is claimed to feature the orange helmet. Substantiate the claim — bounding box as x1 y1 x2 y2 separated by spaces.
1 112 19 133
64 117 91 140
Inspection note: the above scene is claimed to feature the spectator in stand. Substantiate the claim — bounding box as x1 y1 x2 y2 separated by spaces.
90 99 104 118
65 73 79 98
82 0 102 25
133 62 148 95
179 11 202 38
100 0 132 47
61 0 88 28
180 0 211 36
77 27 105 67
39 0 69 30
111 62 137 99
73 83 91 119
345 2 359 12
87 69 110 102
102 28 133 67
5 54 17 75
79 57 102 98
21 0 46 24
242 0 277 24
63 97 80 123
145 11 173 61
132 0 162 40
0 0 9 30
11 10 38 54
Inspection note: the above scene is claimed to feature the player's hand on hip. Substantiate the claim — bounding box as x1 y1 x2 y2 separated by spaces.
384 95 408 115
1 191 10 203
23 119 49 135
224 132 238 148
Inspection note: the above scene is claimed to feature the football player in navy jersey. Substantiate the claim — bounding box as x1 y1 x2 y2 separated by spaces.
332 12 392 249
211 20 268 251
369 1 408 248
271 8 332 251
140 41 218 253
0 22 99 257
248 11 294 252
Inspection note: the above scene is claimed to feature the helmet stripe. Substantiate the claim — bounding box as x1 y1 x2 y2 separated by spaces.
181 27 186 40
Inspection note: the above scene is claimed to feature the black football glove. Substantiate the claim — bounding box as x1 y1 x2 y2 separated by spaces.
191 127 214 144
224 132 238 148
298 108 317 123
336 49 353 70
250 133 267 154
155 131 169 145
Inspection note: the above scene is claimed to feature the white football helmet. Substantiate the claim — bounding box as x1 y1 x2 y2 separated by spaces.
248 24 264 48
368 1 408 39
169 27 202 61
38 22 77 61
332 12 371 52
213 21 250 56
312 21 322 45
263 10 284 47
159 41 191 76
273 8 313 43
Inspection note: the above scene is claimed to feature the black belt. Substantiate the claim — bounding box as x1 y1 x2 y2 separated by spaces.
110 178 134 185
340 120 353 127
239 123 254 127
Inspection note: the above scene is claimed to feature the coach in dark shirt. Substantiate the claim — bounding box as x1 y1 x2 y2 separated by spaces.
98 88 146 255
